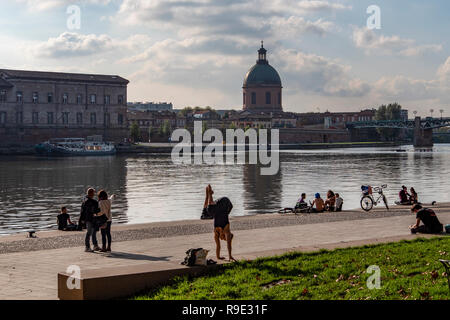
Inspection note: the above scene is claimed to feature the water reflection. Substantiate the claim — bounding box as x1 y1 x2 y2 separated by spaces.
0 145 449 235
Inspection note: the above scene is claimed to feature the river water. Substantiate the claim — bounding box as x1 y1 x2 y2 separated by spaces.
0 144 449 235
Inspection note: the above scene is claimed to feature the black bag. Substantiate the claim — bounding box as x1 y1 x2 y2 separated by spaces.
181 248 203 266
201 207 213 220
93 214 108 230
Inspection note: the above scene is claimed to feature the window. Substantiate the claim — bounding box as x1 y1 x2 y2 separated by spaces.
48 93 53 103
265 92 271 105
32 92 39 104
104 113 110 126
47 112 54 124
104 95 110 105
62 93 68 104
76 112 83 125
278 92 281 105
0 90 6 103
76 94 82 104
16 111 23 124
0 112 6 124
90 94 96 104
62 112 69 125
16 91 23 103
32 112 39 124
251 92 256 105
243 93 246 105
118 95 124 105
118 114 124 126
90 113 96 125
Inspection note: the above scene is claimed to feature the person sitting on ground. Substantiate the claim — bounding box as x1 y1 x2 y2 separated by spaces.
409 204 443 234
57 207 77 231
204 184 235 262
324 190 336 212
310 193 325 213
409 187 418 204
335 193 344 212
294 193 309 212
399 185 411 205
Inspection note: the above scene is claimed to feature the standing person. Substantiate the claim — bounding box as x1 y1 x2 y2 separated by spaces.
203 184 235 262
80 188 101 252
410 204 443 234
97 190 115 252
310 193 325 213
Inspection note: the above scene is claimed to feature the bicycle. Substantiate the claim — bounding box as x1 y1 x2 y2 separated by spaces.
360 185 389 212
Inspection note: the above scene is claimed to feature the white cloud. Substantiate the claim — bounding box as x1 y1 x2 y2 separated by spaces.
33 32 150 58
276 49 370 97
352 27 442 57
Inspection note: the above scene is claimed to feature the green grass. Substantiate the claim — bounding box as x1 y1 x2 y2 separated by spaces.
134 237 450 300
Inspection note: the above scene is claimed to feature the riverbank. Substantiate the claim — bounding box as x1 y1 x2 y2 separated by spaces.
0 141 404 155
1 202 448 254
0 203 449 299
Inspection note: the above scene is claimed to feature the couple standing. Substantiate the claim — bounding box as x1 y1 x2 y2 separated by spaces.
80 188 114 252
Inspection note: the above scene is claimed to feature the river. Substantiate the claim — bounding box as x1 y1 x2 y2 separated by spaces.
0 144 449 235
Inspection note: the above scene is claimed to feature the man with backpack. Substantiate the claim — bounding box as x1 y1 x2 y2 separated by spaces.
410 204 443 234
203 184 235 262
80 188 101 252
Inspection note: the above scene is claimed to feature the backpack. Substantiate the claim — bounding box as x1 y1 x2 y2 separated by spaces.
181 248 208 266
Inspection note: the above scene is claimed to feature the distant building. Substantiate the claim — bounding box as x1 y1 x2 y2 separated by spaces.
0 69 129 145
128 102 173 112
127 110 186 141
243 42 282 113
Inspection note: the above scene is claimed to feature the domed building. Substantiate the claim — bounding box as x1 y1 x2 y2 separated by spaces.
243 42 283 113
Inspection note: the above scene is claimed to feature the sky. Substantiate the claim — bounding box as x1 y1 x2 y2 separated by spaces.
0 0 449 116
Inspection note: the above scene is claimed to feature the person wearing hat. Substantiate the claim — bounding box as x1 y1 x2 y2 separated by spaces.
310 193 325 213
410 204 443 234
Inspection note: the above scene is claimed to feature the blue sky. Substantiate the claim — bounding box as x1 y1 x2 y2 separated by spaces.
1 0 449 116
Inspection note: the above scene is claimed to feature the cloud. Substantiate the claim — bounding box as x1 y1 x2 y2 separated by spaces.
275 49 370 97
352 27 442 57
33 32 150 59
115 0 347 39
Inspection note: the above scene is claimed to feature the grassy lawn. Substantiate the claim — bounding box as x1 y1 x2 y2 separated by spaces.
135 237 450 300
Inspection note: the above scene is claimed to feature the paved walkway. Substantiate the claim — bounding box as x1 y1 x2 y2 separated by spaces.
0 205 449 300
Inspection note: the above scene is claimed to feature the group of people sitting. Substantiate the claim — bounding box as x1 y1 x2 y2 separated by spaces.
293 190 344 214
398 185 419 205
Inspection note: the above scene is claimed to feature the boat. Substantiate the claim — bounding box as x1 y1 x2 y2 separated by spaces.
35 137 116 156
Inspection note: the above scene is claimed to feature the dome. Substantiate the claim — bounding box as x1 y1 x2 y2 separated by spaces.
243 63 282 87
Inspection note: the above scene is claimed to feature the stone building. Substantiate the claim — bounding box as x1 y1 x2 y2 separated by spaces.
243 42 282 113
0 69 129 145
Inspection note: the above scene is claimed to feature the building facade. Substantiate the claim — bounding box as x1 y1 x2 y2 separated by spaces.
243 43 283 113
0 69 129 145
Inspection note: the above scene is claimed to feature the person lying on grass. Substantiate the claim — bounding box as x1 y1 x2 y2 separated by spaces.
409 204 443 234
203 184 236 262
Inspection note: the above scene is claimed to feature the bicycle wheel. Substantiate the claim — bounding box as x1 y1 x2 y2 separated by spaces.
361 196 374 211
382 195 389 210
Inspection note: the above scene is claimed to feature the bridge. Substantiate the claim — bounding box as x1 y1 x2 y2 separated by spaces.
346 117 450 148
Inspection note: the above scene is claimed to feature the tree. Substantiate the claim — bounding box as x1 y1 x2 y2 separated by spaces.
130 122 140 143
148 125 153 142
202 121 208 134
375 103 403 141
162 120 171 136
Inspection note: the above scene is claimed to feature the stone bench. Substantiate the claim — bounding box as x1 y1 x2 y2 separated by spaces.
58 262 220 300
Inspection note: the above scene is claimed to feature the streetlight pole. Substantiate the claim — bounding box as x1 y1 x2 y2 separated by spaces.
430 108 434 118
440 109 444 119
